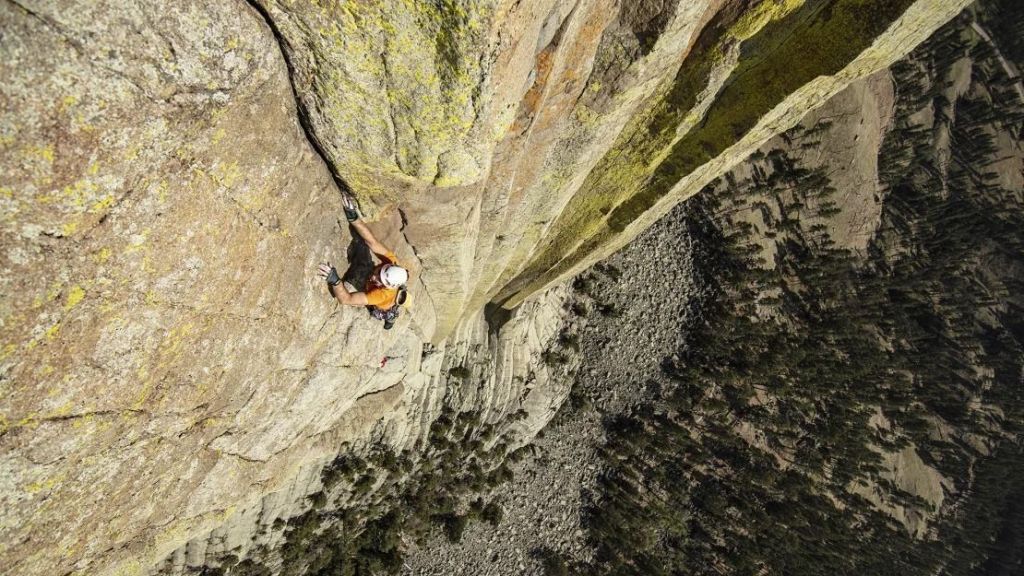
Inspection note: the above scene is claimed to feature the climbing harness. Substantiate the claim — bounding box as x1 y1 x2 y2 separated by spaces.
370 285 408 330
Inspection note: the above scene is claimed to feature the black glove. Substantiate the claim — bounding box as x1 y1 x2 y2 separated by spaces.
318 263 341 286
342 194 360 222
326 266 341 286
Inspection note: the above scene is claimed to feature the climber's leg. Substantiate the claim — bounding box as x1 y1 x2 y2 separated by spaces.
343 225 375 288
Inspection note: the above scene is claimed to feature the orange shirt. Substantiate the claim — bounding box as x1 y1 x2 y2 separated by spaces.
364 251 400 309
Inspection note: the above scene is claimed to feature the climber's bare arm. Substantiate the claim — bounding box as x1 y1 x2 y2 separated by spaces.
317 263 368 306
330 285 369 307
351 220 392 259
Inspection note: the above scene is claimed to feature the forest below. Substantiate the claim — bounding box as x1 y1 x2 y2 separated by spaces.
577 3 1024 574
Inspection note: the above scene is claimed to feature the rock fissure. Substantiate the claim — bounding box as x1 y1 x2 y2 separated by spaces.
397 207 439 318
241 0 353 196
210 446 272 465
243 0 435 300
36 408 147 424
379 51 404 174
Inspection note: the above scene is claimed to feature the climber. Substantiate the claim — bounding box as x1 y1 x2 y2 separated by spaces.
318 193 409 330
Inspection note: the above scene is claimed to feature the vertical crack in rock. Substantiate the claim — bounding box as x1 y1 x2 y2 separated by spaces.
379 53 405 173
242 0 432 318
242 0 354 197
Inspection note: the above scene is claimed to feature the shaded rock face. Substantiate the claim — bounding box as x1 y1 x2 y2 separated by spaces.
0 0 972 574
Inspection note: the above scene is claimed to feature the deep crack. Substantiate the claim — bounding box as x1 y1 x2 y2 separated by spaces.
244 0 433 320
242 0 355 196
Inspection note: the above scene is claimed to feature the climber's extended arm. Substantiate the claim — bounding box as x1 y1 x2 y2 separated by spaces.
318 263 369 307
330 284 369 307
351 220 392 260
342 192 394 261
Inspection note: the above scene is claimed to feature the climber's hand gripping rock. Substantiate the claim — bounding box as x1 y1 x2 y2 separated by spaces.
318 263 341 286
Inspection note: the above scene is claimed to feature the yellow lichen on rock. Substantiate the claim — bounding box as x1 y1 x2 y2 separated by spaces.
64 285 86 310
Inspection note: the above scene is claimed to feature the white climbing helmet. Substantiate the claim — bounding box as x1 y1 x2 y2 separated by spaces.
381 264 409 288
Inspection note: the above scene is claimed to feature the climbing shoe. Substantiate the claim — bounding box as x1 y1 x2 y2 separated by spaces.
342 193 360 222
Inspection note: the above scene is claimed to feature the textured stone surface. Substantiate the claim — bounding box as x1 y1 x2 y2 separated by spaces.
0 2 426 573
149 285 572 575
728 68 896 259
0 0 972 574
496 0 975 307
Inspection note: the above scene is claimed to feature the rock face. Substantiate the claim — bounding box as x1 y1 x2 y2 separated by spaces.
151 285 574 574
0 0 972 574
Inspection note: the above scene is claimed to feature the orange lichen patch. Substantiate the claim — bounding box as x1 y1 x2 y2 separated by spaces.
511 46 557 135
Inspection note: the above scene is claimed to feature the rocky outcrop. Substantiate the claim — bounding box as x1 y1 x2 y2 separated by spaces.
152 286 573 574
0 0 973 574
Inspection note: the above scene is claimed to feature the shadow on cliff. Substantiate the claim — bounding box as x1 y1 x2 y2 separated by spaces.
341 224 376 290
